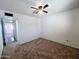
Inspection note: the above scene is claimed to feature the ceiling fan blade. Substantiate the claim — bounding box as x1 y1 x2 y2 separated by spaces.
36 11 39 14
33 10 39 14
31 7 38 10
43 4 48 9
43 10 48 13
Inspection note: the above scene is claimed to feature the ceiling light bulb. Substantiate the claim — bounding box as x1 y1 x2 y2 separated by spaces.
39 10 43 14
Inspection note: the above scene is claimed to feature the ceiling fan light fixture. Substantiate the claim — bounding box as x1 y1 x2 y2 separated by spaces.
38 10 43 14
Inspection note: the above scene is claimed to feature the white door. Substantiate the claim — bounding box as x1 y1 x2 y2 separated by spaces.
0 19 3 57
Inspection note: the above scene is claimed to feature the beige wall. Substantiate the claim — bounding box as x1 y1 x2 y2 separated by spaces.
15 13 41 44
42 8 79 49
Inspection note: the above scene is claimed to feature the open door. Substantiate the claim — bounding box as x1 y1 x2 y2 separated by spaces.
1 17 17 46
0 18 3 57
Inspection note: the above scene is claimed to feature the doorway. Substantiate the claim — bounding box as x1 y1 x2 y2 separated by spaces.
1 18 17 46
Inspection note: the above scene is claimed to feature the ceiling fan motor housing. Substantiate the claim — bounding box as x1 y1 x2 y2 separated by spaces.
38 6 43 10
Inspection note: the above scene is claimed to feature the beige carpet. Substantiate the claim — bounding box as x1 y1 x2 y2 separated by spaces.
1 38 79 59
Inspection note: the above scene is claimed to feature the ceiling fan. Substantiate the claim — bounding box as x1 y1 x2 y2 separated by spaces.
31 4 48 14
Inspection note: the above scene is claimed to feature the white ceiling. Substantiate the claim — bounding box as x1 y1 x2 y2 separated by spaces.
0 0 79 17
